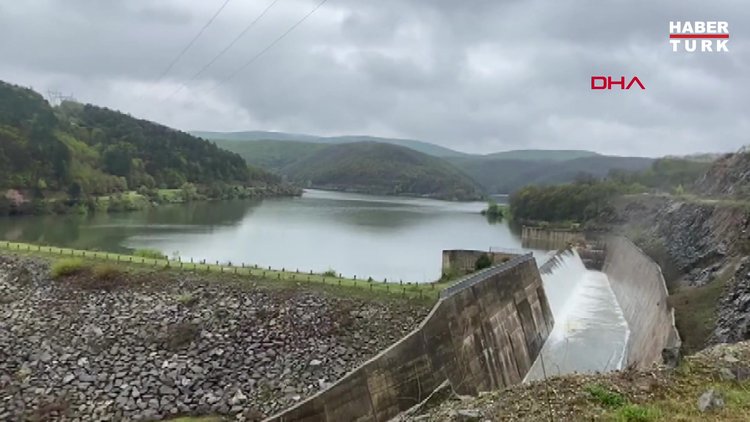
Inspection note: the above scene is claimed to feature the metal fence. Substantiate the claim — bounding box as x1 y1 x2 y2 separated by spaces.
440 253 534 299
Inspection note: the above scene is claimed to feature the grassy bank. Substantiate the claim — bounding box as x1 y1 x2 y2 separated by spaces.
0 240 445 301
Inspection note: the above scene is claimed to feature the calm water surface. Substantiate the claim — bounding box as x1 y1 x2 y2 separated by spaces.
0 190 535 282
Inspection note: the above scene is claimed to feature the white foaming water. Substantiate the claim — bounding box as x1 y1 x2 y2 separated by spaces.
525 250 629 382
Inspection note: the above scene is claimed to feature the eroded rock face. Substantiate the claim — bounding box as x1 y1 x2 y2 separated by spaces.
712 258 750 344
0 256 429 421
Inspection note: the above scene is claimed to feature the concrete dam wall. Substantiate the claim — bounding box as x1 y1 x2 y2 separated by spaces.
266 254 554 422
521 226 585 251
603 236 681 368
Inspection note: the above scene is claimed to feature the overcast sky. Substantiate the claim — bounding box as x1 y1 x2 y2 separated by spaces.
0 0 747 156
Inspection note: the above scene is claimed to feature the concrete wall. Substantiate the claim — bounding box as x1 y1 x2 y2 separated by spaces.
441 249 522 277
521 226 585 250
603 236 681 368
267 254 554 422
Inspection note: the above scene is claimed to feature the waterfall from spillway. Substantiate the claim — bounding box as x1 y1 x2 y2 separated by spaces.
525 249 629 381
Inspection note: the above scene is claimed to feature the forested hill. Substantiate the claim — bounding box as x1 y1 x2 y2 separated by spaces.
283 142 484 200
0 80 283 210
58 102 252 189
193 130 466 157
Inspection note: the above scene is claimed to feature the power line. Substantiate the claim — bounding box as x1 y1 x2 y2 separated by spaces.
208 0 329 93
163 0 283 101
154 0 233 83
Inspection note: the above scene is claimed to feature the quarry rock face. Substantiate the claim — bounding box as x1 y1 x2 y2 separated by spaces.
0 255 429 421
713 258 750 344
612 193 750 347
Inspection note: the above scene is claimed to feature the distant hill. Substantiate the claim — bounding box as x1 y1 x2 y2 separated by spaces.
284 142 484 200
193 130 467 158
483 149 600 162
214 139 325 173
210 132 655 194
0 80 285 213
448 155 654 193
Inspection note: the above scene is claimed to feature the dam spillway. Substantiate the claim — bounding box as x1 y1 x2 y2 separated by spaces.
525 250 629 381
267 236 680 421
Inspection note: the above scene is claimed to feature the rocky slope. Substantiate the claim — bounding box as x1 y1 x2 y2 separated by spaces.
399 340 750 421
0 255 430 421
695 150 750 197
607 194 750 349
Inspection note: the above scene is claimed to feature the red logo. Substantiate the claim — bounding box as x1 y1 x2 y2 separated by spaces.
591 76 645 90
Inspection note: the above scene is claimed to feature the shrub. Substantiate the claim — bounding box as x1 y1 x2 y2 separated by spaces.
92 263 122 281
585 384 625 408
133 248 166 260
51 258 86 279
176 293 198 307
474 254 492 271
322 269 337 277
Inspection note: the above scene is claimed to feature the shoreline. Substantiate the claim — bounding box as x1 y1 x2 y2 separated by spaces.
0 240 444 301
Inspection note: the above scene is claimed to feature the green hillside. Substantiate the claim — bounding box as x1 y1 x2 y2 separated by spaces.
193 130 466 158
483 149 600 161
449 155 654 194
0 80 288 215
213 139 325 172
284 142 484 200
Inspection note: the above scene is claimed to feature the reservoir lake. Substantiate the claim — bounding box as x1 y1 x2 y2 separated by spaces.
0 190 538 283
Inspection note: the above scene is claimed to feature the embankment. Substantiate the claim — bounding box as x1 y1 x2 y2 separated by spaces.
0 255 430 421
268 254 554 422
603 236 681 367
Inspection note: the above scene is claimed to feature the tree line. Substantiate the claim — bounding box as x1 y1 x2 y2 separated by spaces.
509 158 712 224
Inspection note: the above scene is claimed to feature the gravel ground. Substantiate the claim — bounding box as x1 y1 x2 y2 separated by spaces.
0 255 431 421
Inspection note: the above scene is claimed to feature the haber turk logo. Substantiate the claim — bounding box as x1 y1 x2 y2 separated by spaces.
670 21 729 52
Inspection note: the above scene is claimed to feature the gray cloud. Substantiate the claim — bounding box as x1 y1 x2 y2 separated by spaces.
0 0 747 156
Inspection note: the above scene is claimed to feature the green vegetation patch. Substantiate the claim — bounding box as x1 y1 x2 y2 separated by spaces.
668 263 733 354
133 248 167 260
613 404 661 422
51 258 87 278
91 263 123 280
585 383 626 408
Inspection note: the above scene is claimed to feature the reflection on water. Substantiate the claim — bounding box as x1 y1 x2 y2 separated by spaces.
0 190 534 283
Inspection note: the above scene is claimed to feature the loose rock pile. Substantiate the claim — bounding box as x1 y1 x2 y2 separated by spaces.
713 257 750 344
0 256 430 421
